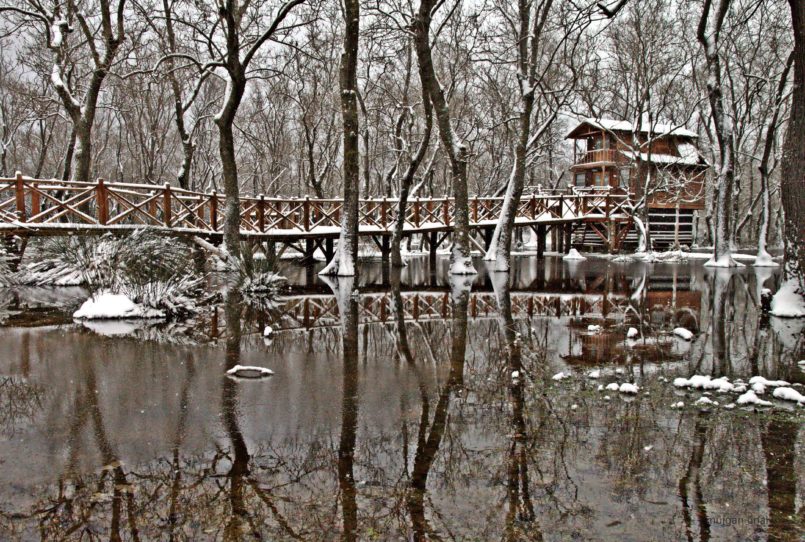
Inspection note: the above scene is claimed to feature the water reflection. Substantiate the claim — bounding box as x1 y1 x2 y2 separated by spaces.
0 257 803 541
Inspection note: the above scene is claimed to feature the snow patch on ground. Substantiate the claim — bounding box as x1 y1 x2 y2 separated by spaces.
73 292 164 319
552 371 571 381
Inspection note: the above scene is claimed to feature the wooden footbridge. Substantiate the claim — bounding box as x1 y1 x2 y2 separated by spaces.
1 174 634 264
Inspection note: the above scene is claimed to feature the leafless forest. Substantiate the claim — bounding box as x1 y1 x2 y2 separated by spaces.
0 0 803 283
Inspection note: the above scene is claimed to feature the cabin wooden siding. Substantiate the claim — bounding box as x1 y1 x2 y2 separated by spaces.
568 125 708 210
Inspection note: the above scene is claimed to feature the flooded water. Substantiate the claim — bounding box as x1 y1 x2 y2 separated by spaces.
0 256 803 541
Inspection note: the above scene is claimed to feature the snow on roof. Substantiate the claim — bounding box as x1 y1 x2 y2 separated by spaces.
567 118 699 139
621 149 705 167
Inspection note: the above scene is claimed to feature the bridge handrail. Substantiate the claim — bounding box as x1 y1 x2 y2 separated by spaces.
1 174 634 235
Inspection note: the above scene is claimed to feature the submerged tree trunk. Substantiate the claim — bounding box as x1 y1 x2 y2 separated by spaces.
320 0 360 276
391 45 433 268
772 0 805 315
697 0 739 268
413 0 475 275
756 51 793 267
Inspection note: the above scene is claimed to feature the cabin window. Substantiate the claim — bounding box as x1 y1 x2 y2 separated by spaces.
575 173 586 186
593 171 605 186
619 167 631 189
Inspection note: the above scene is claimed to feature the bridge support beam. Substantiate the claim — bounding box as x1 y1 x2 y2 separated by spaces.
536 224 546 259
564 225 573 251
557 225 565 253
324 238 334 262
483 227 494 250
381 235 390 265
428 231 438 269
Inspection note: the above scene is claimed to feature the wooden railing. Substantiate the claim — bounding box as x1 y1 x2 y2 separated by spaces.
0 174 633 237
574 149 619 165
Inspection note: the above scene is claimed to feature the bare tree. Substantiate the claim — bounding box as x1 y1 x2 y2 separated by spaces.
697 0 740 267
484 0 591 270
319 0 360 276
412 0 475 274
0 0 128 182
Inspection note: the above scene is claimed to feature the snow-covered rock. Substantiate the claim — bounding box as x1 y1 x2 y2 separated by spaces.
673 327 694 341
587 370 601 379
552 371 571 381
736 390 772 407
671 401 685 409
619 383 639 394
263 325 274 337
563 248 586 261
587 324 602 333
673 375 733 392
73 292 164 319
511 370 520 380
748 375 790 387
626 327 639 339
225 365 274 378
605 382 620 391
772 387 805 404
770 280 805 318
694 397 718 406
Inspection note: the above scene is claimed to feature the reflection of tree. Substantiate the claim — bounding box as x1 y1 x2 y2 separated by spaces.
407 277 470 541
761 418 801 540
221 288 253 539
492 273 539 541
678 414 710 542
326 276 360 541
709 270 732 376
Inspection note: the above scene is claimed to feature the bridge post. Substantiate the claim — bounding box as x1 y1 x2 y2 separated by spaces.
537 224 546 258
472 197 479 222
564 224 572 251
258 194 266 233
414 197 421 228
381 235 390 265
210 192 218 231
325 238 334 261
14 172 25 221
429 231 438 269
30 183 39 218
557 224 565 253
97 178 108 225
303 196 310 232
442 197 450 225
483 227 493 250
163 183 172 227
381 197 388 228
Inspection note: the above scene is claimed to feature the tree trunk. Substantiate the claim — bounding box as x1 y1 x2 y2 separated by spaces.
320 0 360 276
698 0 739 268
413 0 475 275
217 116 242 258
773 0 805 314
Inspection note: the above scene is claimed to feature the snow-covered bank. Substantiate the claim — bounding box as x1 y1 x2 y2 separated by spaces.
73 292 165 319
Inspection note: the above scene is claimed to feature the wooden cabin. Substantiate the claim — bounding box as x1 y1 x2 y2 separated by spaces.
566 118 709 248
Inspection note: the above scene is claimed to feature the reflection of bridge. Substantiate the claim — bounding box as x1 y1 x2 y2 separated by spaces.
260 290 632 333
1 175 634 264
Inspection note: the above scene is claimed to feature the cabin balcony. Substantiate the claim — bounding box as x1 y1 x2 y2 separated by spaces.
570 149 619 169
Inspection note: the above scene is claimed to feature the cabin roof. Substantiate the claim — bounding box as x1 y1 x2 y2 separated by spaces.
566 118 699 140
